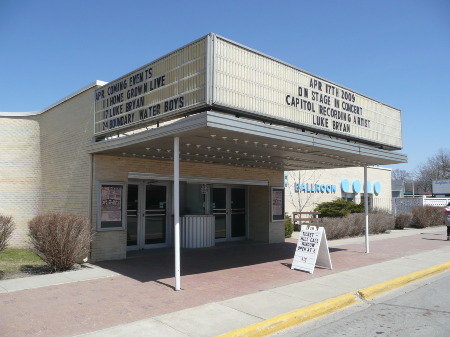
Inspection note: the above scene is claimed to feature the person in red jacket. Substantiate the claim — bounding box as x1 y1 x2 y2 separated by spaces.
445 202 450 241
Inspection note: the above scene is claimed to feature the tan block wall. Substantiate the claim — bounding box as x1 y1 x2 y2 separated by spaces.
0 84 286 258
285 166 392 215
0 118 41 247
0 86 98 249
91 231 127 262
248 185 270 242
38 90 94 216
0 81 394 262
269 222 285 243
248 185 285 244
91 154 284 261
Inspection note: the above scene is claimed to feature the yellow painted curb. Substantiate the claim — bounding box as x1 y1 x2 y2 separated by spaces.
357 260 450 300
217 293 357 337
218 261 450 337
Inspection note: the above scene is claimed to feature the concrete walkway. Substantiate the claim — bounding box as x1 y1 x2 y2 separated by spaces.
1 226 449 337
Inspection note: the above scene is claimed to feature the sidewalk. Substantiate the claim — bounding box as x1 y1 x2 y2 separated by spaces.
1 226 449 337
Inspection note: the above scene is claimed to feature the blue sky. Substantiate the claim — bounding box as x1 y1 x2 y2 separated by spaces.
1 0 449 172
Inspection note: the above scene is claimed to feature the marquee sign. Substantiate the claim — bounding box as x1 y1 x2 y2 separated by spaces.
213 36 402 149
94 34 402 150
94 38 208 135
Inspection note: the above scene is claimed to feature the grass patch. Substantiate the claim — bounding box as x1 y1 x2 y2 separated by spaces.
0 248 47 279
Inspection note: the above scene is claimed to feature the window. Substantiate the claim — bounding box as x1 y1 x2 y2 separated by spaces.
360 193 373 210
180 182 208 215
342 192 355 202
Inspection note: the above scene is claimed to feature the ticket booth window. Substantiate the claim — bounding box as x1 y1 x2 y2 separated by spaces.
181 183 207 215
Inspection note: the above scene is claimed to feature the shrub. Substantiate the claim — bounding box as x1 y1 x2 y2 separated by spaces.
411 206 443 228
319 210 394 240
0 215 15 251
28 213 94 272
285 214 294 238
394 212 412 230
369 210 395 233
315 198 365 218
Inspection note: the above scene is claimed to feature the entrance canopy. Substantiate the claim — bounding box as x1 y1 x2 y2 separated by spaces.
88 111 406 169
90 34 407 169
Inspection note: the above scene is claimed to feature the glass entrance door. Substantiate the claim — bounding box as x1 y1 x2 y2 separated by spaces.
127 184 139 248
127 182 169 250
212 187 227 239
211 186 247 241
231 188 246 238
144 184 167 245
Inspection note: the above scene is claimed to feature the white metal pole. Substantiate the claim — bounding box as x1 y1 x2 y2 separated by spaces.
174 137 181 290
364 166 369 253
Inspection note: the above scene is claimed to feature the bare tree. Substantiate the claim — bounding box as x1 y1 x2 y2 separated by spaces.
391 168 411 182
414 148 450 193
285 170 323 213
391 168 415 195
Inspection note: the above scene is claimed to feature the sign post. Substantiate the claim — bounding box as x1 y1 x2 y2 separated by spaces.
291 225 332 274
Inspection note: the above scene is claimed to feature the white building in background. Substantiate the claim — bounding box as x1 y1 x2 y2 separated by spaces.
284 166 393 215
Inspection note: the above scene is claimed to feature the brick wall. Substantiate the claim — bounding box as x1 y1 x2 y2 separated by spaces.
91 154 284 261
0 86 97 248
38 90 94 216
0 118 41 247
0 84 286 259
248 185 270 242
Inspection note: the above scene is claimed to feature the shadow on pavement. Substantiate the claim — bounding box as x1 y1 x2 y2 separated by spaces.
95 241 300 283
329 247 347 252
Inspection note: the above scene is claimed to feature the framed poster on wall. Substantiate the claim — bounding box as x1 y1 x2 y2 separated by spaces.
271 187 285 221
98 182 125 230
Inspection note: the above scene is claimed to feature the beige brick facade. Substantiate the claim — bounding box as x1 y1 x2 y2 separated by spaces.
0 118 41 247
248 185 270 242
1 84 285 262
0 80 393 263
91 155 284 261
38 91 94 217
0 85 96 249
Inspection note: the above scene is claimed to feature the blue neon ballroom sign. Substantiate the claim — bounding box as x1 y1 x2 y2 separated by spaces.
341 179 382 195
287 176 382 195
294 182 337 193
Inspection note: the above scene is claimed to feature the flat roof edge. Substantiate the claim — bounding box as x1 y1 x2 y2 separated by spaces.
87 112 208 153
0 80 107 117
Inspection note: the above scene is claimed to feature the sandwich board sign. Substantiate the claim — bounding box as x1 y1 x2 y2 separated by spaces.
291 225 332 274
